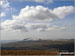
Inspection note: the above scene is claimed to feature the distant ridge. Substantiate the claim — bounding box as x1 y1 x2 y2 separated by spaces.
0 40 20 44
1 39 74 52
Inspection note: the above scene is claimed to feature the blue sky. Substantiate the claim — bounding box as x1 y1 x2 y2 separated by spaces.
0 0 75 40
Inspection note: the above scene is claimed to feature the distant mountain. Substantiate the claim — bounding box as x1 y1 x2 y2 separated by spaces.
1 39 74 52
23 38 43 41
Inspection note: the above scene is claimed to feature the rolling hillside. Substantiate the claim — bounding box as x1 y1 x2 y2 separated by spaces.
1 39 74 52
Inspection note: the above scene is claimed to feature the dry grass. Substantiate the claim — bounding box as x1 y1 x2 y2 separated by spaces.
1 50 58 55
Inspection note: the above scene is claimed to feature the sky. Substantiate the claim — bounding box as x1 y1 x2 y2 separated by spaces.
0 0 75 40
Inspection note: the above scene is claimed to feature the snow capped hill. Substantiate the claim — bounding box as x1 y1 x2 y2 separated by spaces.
23 37 43 41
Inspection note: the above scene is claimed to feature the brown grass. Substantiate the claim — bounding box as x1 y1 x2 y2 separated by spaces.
1 50 58 55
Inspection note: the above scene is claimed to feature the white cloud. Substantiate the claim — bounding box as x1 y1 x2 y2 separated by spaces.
1 19 66 32
1 20 28 32
26 24 48 31
53 6 74 18
1 5 74 32
0 12 6 17
25 24 66 32
0 0 10 8
13 6 74 21
45 26 66 31
14 6 57 21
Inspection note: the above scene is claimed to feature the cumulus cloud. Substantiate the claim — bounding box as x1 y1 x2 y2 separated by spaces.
0 12 6 18
25 24 66 32
25 24 48 31
53 6 74 18
1 5 74 32
0 0 10 8
1 20 28 32
13 6 57 21
45 26 66 31
1 20 66 32
13 6 74 21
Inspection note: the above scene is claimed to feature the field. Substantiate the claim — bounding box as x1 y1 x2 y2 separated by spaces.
1 50 58 55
